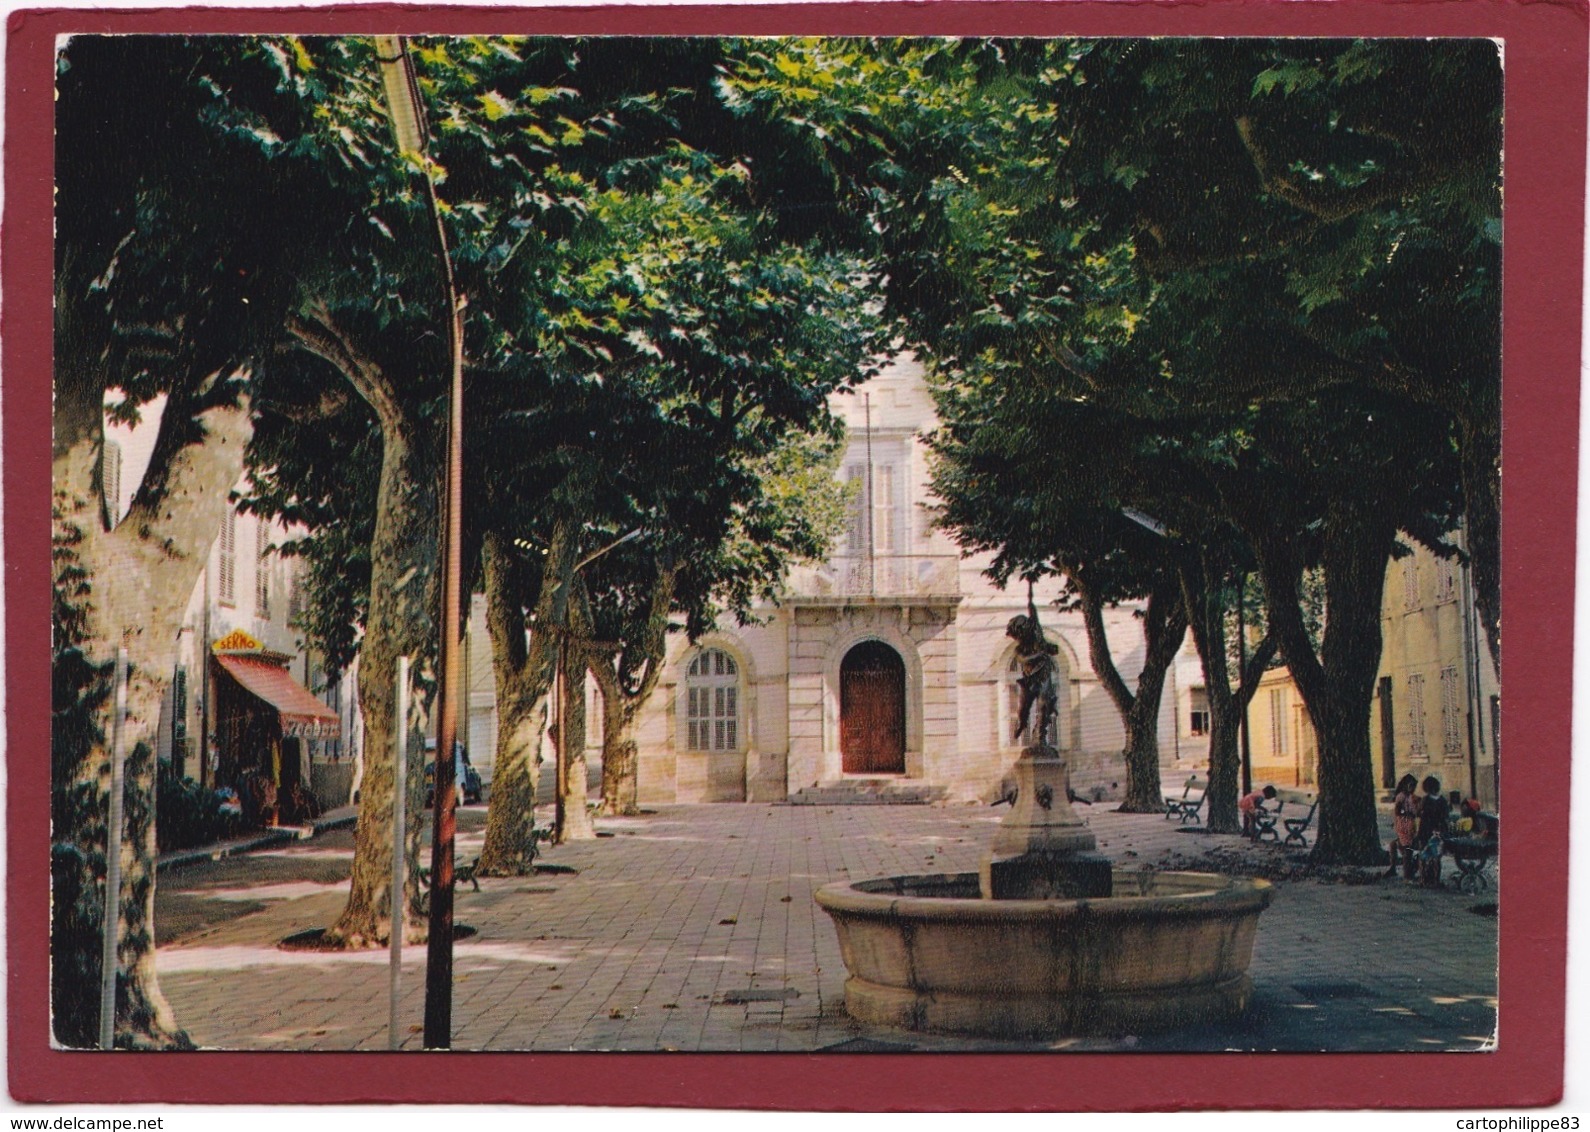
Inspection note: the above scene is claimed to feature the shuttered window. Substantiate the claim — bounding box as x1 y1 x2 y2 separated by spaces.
873 465 895 554
171 666 188 750
218 510 237 606
1435 556 1457 604
844 465 866 553
1441 666 1463 757
255 519 270 619
1408 673 1429 759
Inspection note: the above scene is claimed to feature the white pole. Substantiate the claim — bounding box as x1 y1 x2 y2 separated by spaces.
99 647 128 1050
388 656 410 1050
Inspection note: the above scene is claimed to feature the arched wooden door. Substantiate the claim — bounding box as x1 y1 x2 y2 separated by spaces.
840 641 906 774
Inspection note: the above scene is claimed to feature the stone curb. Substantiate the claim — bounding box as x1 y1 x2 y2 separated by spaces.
155 807 359 874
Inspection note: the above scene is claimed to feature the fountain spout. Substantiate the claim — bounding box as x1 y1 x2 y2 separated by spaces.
979 747 1113 899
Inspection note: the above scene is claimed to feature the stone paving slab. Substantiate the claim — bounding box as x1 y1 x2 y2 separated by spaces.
153 802 1498 1053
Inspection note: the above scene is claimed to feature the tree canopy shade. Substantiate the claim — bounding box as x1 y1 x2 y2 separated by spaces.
51 34 336 1048
729 37 1498 861
223 37 887 870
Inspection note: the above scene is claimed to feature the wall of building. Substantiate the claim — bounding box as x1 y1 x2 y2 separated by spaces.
1372 538 1499 806
457 355 1237 807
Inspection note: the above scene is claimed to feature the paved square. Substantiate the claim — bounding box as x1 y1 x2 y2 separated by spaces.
155 802 1499 1052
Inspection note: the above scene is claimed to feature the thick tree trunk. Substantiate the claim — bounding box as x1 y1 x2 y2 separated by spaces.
1078 579 1187 813
1120 703 1166 814
51 357 249 1048
478 524 578 874
1178 553 1279 834
598 707 641 817
557 638 598 843
1178 556 1237 834
592 565 675 817
292 313 435 948
1256 507 1393 864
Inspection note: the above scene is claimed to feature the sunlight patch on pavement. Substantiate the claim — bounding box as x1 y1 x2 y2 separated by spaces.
252 848 355 861
199 881 352 901
158 938 581 974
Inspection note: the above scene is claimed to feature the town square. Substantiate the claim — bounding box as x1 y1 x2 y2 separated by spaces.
28 19 1556 1110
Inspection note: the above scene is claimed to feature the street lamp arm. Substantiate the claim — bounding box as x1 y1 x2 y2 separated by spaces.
576 528 644 571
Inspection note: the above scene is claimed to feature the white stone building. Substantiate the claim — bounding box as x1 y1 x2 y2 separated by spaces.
463 356 1199 806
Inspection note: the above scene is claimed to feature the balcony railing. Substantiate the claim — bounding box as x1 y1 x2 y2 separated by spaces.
786 554 961 600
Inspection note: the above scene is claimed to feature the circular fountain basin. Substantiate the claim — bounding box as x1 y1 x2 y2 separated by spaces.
815 869 1273 1039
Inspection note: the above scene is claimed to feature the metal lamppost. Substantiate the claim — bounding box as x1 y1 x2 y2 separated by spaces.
373 35 466 1050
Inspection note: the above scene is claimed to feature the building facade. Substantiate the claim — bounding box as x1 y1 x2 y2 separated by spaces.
155 497 360 817
460 356 1191 805
1371 537 1499 806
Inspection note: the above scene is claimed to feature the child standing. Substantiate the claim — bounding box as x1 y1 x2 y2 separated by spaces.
1386 774 1420 878
1415 775 1451 886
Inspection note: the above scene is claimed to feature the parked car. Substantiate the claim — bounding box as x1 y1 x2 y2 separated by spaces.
424 739 483 807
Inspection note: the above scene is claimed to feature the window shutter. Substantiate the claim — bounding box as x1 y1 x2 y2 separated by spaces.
1441 667 1463 756
844 465 866 553
873 465 895 554
255 519 270 619
1408 674 1428 758
218 511 237 605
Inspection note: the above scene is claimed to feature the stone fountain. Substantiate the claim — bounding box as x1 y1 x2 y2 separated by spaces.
814 601 1273 1039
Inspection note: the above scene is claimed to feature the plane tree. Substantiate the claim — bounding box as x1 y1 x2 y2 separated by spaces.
51 34 368 1047
469 160 882 866
730 37 1492 862
583 431 852 817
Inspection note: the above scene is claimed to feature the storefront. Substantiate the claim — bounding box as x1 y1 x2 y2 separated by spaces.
209 629 340 825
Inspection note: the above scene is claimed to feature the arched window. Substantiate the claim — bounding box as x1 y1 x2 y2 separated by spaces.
686 648 741 752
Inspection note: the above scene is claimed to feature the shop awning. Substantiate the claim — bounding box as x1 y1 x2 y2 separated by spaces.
214 654 341 740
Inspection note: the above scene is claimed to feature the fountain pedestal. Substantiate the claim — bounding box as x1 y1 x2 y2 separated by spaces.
979 747 1113 900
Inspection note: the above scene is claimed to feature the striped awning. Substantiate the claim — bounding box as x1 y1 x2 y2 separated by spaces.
214 654 341 740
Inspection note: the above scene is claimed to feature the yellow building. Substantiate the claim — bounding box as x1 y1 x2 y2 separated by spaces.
1233 534 1498 805
1372 537 1499 807
1247 666 1319 790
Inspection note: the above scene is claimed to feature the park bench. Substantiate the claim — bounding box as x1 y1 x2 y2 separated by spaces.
1253 789 1319 848
1164 776 1207 825
419 855 481 898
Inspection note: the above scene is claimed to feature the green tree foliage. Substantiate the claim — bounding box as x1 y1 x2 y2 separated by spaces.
51 34 337 1048
223 38 887 870
730 38 1494 862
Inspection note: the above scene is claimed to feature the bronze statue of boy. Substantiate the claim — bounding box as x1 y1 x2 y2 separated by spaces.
1006 590 1060 752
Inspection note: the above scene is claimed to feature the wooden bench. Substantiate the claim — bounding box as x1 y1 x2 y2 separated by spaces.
1164 776 1207 825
